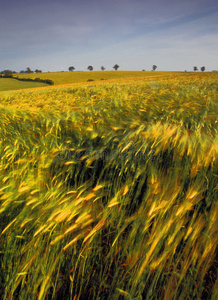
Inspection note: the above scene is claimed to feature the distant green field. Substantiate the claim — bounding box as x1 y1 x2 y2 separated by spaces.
0 78 48 91
16 70 182 85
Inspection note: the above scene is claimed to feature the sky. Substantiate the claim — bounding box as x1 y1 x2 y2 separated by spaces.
1 0 218 72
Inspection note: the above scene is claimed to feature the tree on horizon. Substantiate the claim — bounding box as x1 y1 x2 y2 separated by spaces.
193 66 198 72
69 66 75 72
26 67 32 73
101 66 105 71
4 70 13 77
113 64 119 71
201 66 205 72
87 65 93 71
152 65 157 71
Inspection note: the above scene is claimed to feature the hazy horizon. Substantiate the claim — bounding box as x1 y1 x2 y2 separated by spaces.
1 0 218 72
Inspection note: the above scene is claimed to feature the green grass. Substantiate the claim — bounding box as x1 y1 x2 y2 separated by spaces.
0 72 217 299
0 78 48 91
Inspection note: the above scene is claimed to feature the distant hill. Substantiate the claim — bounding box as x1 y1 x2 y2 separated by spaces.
16 70 181 85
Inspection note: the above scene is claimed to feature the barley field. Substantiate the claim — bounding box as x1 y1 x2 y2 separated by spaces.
16 70 182 85
0 72 217 299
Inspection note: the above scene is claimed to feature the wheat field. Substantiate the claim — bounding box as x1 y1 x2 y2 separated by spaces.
0 72 217 299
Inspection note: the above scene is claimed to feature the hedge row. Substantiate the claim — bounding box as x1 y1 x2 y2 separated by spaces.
15 77 54 85
0 75 54 85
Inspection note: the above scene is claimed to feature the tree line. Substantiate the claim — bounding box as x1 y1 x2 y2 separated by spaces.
69 65 206 72
0 68 54 85
69 65 157 71
69 65 158 71
1 65 208 76
0 68 42 77
69 64 120 72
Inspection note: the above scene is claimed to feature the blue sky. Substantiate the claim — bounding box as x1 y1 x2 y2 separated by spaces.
1 0 218 72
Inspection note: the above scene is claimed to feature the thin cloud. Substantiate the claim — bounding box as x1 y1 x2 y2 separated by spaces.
0 0 217 71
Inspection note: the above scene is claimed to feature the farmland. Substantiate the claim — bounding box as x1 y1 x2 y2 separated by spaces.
0 72 217 299
0 78 49 92
16 70 182 85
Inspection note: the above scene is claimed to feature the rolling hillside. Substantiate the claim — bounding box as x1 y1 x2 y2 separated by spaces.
0 72 217 300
